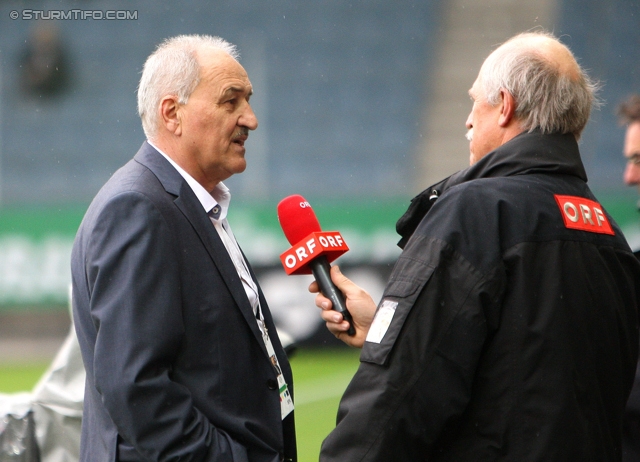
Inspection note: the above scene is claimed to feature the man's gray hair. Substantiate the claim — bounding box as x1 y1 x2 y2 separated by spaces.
479 32 600 139
137 34 239 140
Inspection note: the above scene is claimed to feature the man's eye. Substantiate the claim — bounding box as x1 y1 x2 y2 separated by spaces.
628 153 640 165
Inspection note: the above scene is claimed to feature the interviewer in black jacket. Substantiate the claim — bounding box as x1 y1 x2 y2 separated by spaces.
312 31 640 462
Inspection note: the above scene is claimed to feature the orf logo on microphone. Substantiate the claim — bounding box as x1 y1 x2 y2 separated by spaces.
299 201 311 208
280 231 349 275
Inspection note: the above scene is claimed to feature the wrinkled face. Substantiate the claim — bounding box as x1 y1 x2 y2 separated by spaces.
623 122 640 191
465 77 504 165
178 48 258 187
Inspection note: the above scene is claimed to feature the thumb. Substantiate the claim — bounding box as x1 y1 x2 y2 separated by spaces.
330 265 353 290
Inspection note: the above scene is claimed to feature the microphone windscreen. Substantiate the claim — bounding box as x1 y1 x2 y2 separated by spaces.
277 195 322 245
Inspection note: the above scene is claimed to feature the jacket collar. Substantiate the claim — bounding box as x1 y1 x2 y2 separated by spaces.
133 141 184 196
396 131 587 248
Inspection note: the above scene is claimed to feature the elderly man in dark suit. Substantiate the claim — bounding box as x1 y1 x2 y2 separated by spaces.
71 35 296 462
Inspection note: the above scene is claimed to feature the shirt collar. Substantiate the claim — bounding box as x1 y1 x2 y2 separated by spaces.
149 140 230 221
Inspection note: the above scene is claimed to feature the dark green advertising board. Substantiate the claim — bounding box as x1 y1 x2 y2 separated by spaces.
1 193 639 309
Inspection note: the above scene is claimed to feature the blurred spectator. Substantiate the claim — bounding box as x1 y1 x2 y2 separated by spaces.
618 93 640 461
20 22 69 97
620 95 640 198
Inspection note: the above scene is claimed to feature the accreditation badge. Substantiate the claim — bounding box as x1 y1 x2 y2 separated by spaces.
261 321 294 419
365 299 398 344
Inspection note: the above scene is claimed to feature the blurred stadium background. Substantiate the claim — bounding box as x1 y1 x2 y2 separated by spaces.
0 0 638 460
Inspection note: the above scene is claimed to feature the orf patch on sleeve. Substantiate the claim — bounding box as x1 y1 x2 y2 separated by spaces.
554 194 614 235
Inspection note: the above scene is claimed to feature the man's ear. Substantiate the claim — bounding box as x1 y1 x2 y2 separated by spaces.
159 96 182 135
498 89 516 127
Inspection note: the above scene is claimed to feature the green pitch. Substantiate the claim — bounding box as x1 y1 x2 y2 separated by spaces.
0 362 49 392
290 347 361 461
0 347 361 462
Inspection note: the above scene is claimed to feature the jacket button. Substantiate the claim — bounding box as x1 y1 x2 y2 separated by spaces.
267 379 278 390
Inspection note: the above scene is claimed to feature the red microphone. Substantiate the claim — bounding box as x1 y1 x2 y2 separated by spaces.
277 195 355 335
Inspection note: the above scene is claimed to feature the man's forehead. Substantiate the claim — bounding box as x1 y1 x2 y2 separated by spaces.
216 80 253 102
197 47 248 80
468 78 482 97
199 60 253 97
221 82 253 94
196 46 232 64
624 123 640 157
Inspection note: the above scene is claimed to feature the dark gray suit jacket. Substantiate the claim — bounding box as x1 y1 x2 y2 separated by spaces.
71 142 296 461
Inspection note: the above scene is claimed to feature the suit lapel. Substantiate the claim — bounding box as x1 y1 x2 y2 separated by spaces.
133 142 269 357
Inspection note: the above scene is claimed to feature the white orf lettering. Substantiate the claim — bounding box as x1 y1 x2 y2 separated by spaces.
318 236 329 247
284 254 296 269
335 235 344 246
594 208 606 227
295 247 308 261
299 201 311 208
306 238 317 255
580 204 594 225
563 202 579 222
327 236 337 247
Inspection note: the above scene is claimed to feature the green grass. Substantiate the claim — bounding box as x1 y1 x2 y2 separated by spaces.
0 347 361 462
290 347 361 462
0 362 49 393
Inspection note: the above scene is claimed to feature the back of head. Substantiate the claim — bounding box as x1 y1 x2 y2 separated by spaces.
479 31 599 139
137 35 239 141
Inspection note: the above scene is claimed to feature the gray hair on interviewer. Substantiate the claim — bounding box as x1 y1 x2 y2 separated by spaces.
479 31 600 139
137 34 240 140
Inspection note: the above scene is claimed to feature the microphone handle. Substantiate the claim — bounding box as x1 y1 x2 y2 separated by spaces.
310 256 355 336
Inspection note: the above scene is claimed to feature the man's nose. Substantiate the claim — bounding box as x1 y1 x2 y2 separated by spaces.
240 103 258 131
465 113 473 129
624 162 640 186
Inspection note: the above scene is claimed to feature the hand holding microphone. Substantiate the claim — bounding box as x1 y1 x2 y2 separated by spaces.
311 265 377 348
277 195 355 336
